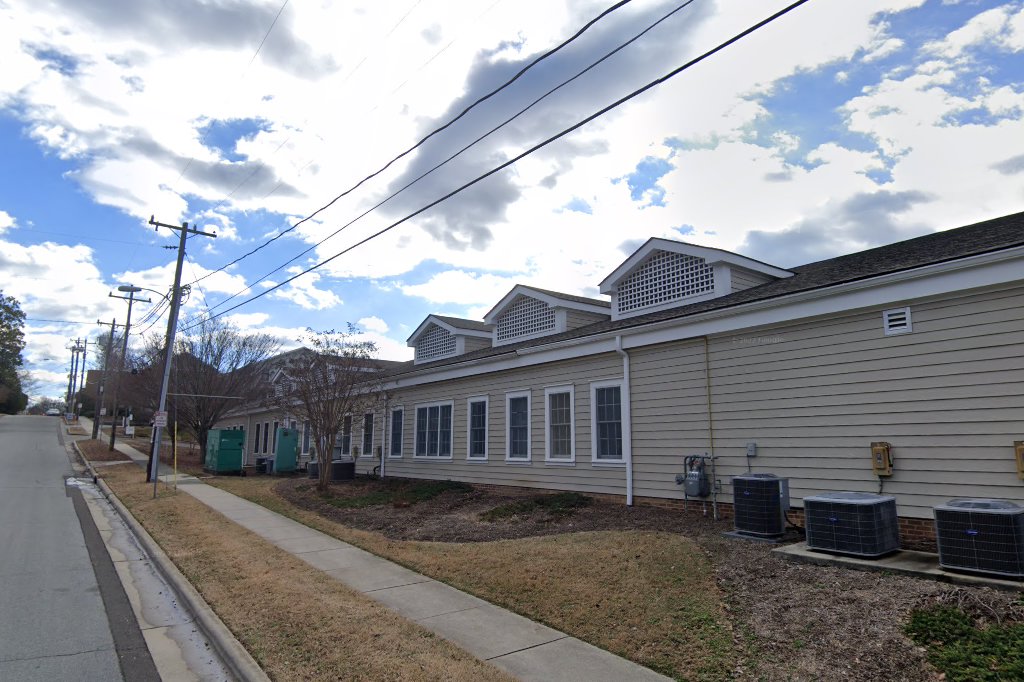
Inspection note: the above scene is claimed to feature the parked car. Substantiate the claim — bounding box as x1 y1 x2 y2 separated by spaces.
45 408 61 416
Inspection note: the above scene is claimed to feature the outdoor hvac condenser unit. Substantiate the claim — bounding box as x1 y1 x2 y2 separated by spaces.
934 499 1024 578
804 492 900 557
732 473 790 538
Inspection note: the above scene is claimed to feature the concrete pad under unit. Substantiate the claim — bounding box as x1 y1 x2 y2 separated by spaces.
774 542 1024 591
491 635 671 682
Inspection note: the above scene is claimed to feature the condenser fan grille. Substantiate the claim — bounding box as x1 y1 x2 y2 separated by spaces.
934 501 1024 578
805 493 899 557
732 474 789 538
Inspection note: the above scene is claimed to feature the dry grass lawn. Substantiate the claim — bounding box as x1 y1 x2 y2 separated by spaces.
100 464 514 682
76 438 133 462
209 477 736 681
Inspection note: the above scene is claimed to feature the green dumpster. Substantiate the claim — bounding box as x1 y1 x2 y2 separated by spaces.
205 429 245 474
273 428 299 473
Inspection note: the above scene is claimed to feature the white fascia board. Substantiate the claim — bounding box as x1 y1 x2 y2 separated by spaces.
598 238 792 295
387 246 1024 390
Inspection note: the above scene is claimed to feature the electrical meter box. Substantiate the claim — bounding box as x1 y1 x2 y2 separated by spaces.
273 428 299 473
871 442 893 476
205 429 245 474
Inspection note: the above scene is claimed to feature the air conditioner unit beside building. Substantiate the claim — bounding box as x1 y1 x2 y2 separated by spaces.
804 492 900 557
732 473 789 538
934 499 1024 578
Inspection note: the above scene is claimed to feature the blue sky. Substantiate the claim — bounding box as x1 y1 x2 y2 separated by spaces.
0 0 1021 401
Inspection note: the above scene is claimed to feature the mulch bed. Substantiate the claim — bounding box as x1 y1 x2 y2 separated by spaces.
75 438 132 462
274 476 1022 681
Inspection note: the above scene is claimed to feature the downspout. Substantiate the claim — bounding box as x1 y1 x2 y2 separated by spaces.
614 335 634 506
702 336 719 521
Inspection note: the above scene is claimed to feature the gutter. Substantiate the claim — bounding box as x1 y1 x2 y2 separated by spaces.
614 335 633 506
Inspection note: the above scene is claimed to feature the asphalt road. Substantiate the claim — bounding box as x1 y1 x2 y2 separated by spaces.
0 415 154 680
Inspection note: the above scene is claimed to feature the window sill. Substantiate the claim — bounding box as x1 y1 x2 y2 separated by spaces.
413 456 454 461
591 461 626 467
544 460 576 467
466 458 489 463
504 459 532 466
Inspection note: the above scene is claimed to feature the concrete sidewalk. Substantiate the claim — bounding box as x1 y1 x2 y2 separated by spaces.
104 436 669 681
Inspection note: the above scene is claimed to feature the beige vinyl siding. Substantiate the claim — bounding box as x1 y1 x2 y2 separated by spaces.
730 267 775 292
564 308 610 331
629 283 1024 518
379 353 626 494
462 336 492 353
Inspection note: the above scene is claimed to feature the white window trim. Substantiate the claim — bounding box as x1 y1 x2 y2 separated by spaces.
360 412 375 457
590 380 625 465
544 385 575 464
413 400 455 460
466 395 489 461
389 406 404 458
505 390 532 463
882 306 913 335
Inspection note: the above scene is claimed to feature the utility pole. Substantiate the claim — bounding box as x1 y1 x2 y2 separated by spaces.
109 286 149 450
67 339 83 415
65 343 76 412
147 216 216 495
77 339 87 418
92 319 120 439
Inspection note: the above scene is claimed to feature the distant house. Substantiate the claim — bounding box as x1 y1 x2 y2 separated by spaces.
218 211 1024 545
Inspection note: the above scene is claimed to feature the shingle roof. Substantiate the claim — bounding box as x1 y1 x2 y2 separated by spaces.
518 285 611 308
431 315 493 332
387 211 1024 377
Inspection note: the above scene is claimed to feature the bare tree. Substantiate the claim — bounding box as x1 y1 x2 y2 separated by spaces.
167 315 280 457
274 327 384 492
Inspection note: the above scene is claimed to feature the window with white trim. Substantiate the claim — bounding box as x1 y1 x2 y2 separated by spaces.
389 407 404 458
591 382 623 462
545 385 575 462
255 423 262 455
467 396 488 460
506 391 531 461
882 306 913 335
301 421 310 454
334 415 352 458
415 324 456 361
616 250 714 314
262 421 270 454
496 296 555 342
362 413 374 457
272 420 279 454
415 401 453 458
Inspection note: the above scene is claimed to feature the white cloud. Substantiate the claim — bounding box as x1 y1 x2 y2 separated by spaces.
357 316 389 333
269 268 341 310
398 269 520 306
0 210 15 234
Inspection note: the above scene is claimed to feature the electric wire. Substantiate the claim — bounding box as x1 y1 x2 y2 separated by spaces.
185 0 636 286
201 0 700 315
188 0 813 327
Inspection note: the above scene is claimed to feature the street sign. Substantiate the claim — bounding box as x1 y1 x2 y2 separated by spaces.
100 407 107 416
154 411 168 428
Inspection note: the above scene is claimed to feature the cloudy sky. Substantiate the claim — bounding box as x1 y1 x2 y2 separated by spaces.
1 0 1021 401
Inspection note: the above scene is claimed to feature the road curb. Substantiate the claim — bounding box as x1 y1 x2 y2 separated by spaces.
75 443 270 682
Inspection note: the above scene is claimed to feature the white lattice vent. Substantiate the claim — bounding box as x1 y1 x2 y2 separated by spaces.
616 250 714 314
496 295 555 342
415 324 456 361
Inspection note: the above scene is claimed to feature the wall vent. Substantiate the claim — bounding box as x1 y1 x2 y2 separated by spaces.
415 324 456 362
934 499 1024 578
804 492 900 557
616 250 715 315
495 295 555 342
882 307 912 335
732 473 790 538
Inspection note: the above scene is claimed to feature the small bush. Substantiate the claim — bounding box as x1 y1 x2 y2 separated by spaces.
481 492 592 521
906 606 1024 681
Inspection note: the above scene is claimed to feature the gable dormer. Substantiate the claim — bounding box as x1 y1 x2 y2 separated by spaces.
599 239 792 320
484 285 610 346
407 315 493 364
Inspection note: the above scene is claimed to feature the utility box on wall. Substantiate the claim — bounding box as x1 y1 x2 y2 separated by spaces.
205 429 245 474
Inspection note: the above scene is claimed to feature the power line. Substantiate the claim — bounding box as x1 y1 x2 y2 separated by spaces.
186 0 636 286
25 318 95 325
202 0 700 315
190 0 813 328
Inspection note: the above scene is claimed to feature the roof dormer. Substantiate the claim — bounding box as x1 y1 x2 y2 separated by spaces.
407 315 493 364
484 285 610 346
599 239 792 320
